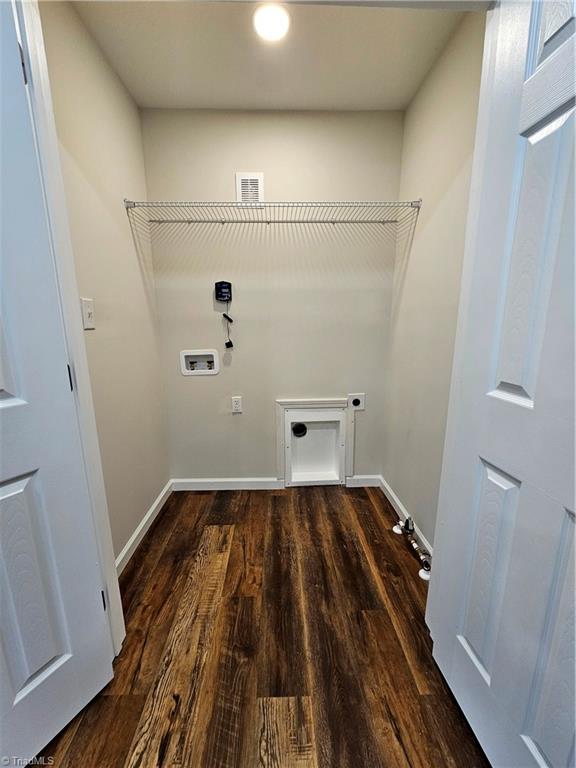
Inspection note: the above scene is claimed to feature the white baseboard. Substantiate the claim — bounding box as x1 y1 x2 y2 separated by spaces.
377 474 434 555
115 480 173 575
172 477 284 491
345 475 383 488
115 474 433 577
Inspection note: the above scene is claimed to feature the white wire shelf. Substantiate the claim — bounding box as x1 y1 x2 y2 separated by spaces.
125 199 421 270
124 199 421 227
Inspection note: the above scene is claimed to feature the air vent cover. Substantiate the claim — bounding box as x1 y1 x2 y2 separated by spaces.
235 172 264 203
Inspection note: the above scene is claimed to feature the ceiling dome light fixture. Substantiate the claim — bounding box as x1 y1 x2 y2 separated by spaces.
253 4 290 42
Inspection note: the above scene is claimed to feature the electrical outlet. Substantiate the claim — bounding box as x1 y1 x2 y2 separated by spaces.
231 396 243 413
348 393 366 411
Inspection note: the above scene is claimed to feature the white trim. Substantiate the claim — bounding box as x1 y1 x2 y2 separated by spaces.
345 474 382 487
114 481 173 575
172 477 283 491
345 407 356 477
15 1 125 653
378 475 434 555
276 404 286 483
276 397 348 409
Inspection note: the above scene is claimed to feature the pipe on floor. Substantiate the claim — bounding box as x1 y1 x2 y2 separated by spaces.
392 517 431 581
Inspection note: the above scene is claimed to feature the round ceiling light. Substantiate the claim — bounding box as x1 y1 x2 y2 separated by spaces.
253 4 290 42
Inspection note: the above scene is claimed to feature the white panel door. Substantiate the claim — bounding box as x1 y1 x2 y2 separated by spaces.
1 3 113 761
426 2 574 766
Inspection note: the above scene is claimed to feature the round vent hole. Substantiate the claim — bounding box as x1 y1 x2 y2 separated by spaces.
292 422 307 438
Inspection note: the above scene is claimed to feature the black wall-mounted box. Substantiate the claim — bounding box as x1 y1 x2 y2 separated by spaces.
215 281 232 302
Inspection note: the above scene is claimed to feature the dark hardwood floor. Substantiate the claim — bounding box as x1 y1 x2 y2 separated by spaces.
41 487 489 767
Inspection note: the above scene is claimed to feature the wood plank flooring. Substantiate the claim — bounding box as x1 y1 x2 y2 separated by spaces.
40 487 489 767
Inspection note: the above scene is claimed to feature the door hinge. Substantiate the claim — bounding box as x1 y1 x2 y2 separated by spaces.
18 43 28 85
101 590 107 611
67 364 74 391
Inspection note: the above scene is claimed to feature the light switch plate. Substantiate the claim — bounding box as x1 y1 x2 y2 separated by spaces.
80 297 95 330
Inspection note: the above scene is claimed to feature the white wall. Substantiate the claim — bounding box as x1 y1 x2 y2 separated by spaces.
40 4 484 548
40 3 169 555
383 13 485 545
141 110 403 479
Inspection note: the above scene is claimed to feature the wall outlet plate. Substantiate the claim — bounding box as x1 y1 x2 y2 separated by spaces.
231 395 243 413
347 393 366 411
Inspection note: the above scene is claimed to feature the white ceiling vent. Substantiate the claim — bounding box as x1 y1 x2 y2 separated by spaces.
235 172 264 203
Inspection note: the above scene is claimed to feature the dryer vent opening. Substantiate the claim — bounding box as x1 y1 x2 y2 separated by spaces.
292 422 307 438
